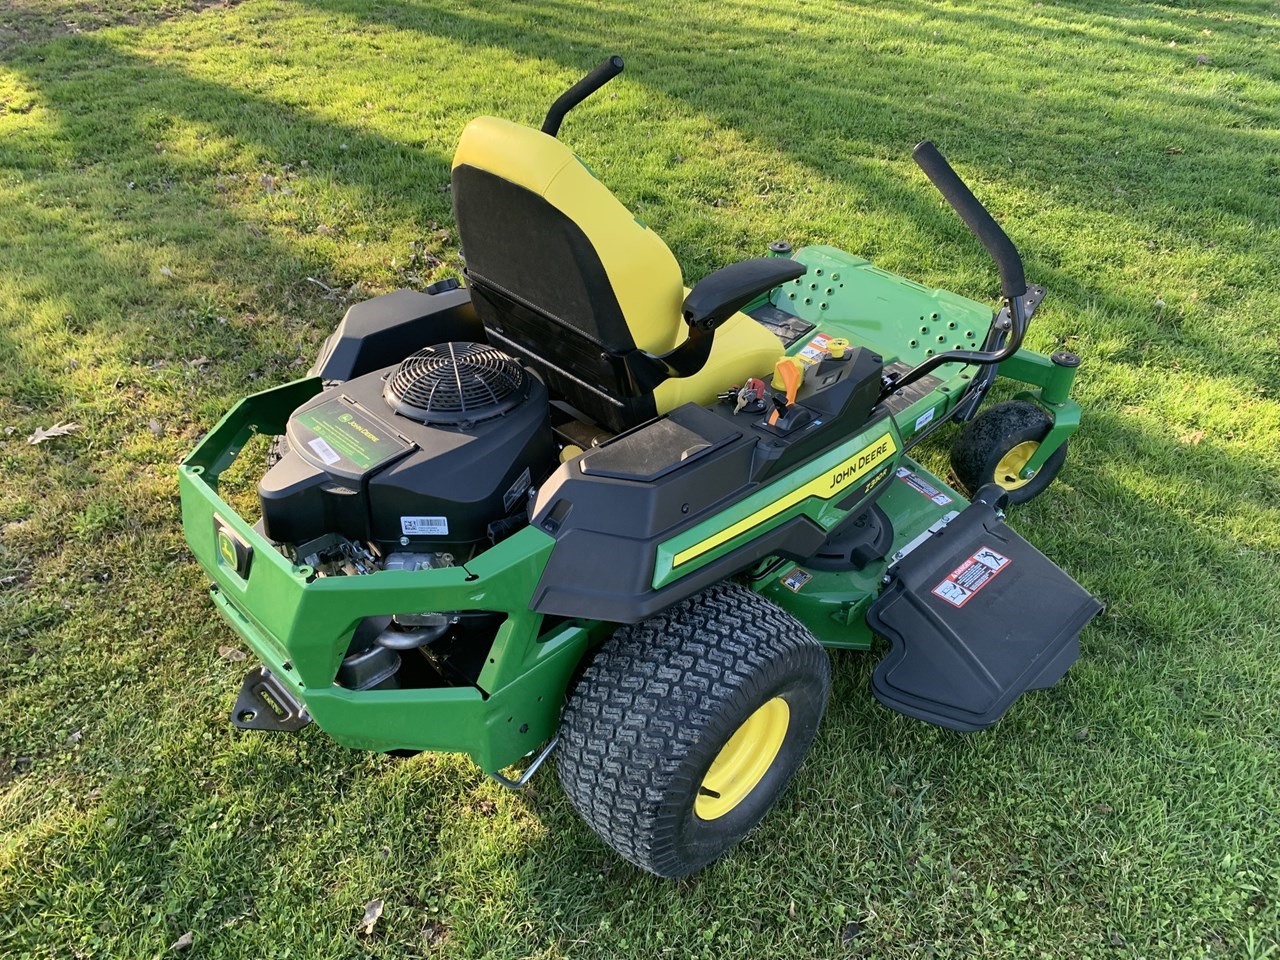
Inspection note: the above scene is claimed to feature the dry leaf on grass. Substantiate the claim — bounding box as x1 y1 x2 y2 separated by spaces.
27 422 82 445
421 919 448 947
359 899 384 936
170 931 194 951
218 645 247 662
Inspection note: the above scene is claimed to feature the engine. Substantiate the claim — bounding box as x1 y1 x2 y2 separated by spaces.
258 342 556 567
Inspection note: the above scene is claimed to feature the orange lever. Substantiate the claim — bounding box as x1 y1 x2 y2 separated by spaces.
768 357 805 425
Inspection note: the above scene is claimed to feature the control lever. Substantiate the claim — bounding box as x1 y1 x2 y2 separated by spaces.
768 357 805 426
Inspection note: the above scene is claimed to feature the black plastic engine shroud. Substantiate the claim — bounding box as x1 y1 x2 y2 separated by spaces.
258 348 556 553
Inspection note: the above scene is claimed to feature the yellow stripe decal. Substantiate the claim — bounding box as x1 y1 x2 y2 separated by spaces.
672 431 899 567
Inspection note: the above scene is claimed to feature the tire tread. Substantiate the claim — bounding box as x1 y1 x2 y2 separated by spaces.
556 582 829 876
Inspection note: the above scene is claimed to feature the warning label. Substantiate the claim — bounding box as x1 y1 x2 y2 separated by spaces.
781 567 813 592
931 546 1010 608
896 466 953 506
796 332 831 364
503 467 532 512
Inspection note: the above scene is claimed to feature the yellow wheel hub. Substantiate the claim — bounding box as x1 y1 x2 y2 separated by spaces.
994 441 1039 490
695 697 790 821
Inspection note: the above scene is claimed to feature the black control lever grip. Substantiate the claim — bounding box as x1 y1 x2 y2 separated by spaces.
913 141 1026 300
541 55 625 137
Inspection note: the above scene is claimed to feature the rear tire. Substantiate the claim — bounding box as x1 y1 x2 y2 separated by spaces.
266 435 290 468
950 400 1067 505
556 582 830 878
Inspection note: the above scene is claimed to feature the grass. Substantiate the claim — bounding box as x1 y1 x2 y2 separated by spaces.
1 0 1278 956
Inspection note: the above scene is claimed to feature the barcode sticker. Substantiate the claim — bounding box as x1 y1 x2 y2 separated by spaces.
307 437 341 466
401 516 449 536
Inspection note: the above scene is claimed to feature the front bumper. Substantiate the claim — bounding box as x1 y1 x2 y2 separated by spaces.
178 378 588 772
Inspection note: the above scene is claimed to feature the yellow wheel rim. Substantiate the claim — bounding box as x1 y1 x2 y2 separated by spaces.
994 441 1039 490
695 697 790 821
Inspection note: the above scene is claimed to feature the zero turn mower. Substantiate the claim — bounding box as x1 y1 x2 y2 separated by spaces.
180 57 1101 877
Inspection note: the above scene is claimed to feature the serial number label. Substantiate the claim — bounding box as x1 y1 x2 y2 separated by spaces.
400 516 449 537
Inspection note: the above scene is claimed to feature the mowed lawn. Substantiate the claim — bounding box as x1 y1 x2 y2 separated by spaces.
1 0 1278 957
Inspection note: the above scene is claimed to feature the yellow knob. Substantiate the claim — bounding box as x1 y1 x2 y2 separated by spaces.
827 337 850 359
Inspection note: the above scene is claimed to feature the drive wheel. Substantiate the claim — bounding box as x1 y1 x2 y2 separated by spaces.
266 435 290 468
950 400 1067 505
556 582 830 878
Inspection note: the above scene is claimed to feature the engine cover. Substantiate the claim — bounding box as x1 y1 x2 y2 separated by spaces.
259 343 555 553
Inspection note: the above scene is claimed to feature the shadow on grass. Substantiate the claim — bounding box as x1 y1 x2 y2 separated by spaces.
290 0 1279 215
6 0 1277 418
272 0 1280 395
0 0 241 55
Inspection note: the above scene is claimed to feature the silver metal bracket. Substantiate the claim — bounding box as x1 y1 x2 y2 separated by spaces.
485 736 559 790
887 510 961 571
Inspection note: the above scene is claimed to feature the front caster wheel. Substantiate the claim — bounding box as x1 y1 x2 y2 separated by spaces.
950 400 1068 505
556 582 830 878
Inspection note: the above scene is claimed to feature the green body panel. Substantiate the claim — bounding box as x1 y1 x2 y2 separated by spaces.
766 246 1080 475
998 350 1083 477
180 380 585 772
178 244 1085 774
779 246 992 367
775 246 989 445
756 458 964 649
652 419 902 589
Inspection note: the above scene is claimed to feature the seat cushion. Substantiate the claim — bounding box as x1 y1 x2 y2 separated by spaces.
652 309 784 413
453 117 684 354
452 116 784 424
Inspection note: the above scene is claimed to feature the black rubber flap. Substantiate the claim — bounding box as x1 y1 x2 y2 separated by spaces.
867 501 1102 731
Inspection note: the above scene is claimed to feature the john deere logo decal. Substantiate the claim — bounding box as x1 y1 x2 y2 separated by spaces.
217 530 237 567
214 520 252 579
670 430 899 568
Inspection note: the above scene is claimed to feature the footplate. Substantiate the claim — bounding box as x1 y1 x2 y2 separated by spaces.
232 665 312 732
867 494 1102 731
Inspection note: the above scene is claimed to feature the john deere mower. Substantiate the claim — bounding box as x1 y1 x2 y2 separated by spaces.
179 57 1101 877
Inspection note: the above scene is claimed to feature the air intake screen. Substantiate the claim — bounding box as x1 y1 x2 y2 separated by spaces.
385 342 528 425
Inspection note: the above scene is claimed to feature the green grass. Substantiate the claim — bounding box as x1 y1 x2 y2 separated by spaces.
1 0 1278 956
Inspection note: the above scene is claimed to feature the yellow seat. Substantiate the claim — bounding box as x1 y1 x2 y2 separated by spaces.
451 116 783 433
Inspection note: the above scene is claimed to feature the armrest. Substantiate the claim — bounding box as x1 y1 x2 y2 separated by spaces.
682 257 806 332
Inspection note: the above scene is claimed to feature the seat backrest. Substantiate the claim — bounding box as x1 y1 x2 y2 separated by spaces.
451 116 686 431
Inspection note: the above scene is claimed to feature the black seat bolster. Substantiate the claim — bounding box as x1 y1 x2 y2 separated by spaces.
682 257 807 332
